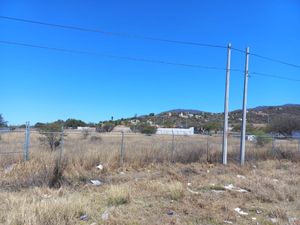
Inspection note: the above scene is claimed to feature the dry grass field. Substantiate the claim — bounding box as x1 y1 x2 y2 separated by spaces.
0 131 300 225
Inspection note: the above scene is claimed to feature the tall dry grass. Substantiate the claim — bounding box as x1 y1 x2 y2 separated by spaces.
0 130 299 189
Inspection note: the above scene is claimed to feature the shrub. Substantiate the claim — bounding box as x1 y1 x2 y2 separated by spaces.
0 114 7 127
133 122 157 135
39 122 64 151
253 130 272 147
96 122 115 132
267 116 300 136
82 129 90 139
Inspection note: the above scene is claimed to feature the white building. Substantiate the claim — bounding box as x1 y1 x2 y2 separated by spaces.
77 127 96 132
156 127 194 136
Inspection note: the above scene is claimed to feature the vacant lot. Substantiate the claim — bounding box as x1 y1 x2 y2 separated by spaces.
0 131 300 225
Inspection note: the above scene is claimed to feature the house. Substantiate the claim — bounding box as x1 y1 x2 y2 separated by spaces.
156 127 194 136
179 112 188 119
77 127 96 132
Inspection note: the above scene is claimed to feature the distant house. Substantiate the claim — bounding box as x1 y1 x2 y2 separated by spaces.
77 127 96 132
130 119 140 125
179 112 188 119
156 127 194 136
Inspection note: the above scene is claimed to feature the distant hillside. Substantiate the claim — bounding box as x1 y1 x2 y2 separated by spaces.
102 104 300 133
159 109 206 115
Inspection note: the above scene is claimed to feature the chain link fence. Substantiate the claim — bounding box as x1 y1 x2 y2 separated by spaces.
1 128 300 169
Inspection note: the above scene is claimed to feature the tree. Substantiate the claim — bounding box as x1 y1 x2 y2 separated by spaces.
39 122 63 151
132 122 157 135
96 122 115 132
267 117 300 136
64 118 86 129
0 114 7 127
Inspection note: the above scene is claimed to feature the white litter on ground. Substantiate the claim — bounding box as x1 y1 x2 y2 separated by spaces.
187 182 192 186
237 174 246 179
270 218 278 223
96 164 104 170
90 180 102 186
234 207 248 215
101 209 109 220
224 184 248 193
224 220 233 224
187 188 200 194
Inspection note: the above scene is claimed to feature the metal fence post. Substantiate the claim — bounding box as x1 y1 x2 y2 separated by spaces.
58 127 64 171
206 135 209 163
171 130 175 163
24 121 30 161
120 131 124 166
272 135 275 152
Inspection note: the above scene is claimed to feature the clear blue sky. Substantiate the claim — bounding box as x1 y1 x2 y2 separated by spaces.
0 0 299 125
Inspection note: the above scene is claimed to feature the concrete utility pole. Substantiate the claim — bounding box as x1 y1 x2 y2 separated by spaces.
240 47 250 165
222 43 232 165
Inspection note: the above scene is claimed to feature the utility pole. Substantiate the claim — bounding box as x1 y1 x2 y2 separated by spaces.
240 47 250 165
222 43 231 165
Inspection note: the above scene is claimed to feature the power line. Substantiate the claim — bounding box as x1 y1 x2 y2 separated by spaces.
1 40 299 83
250 71 300 82
0 40 226 71
0 15 226 49
250 53 300 69
232 47 300 69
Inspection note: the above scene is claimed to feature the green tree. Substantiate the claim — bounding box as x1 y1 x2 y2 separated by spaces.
64 118 86 128
38 122 63 151
0 114 7 127
267 117 300 136
96 122 115 132
133 122 157 135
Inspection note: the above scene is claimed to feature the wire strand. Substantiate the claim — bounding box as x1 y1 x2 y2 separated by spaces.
250 53 300 69
0 40 226 71
250 71 300 82
1 40 299 83
0 15 227 49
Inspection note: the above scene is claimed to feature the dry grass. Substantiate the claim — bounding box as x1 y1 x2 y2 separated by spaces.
0 160 299 224
106 184 131 206
1 131 300 224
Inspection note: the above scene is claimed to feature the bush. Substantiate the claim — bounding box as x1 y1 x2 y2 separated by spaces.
65 119 86 129
132 123 157 135
252 130 272 147
0 114 7 127
106 185 130 206
96 122 115 132
267 116 300 136
39 122 64 151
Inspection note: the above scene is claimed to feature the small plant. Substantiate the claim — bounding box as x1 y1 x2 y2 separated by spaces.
106 185 130 206
166 181 184 200
39 122 64 151
90 135 102 142
252 130 272 147
82 129 90 139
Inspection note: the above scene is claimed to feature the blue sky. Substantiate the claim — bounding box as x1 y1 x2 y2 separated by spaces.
0 0 299 125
